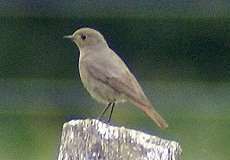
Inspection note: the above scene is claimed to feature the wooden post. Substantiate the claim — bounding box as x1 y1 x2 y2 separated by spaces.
58 119 182 160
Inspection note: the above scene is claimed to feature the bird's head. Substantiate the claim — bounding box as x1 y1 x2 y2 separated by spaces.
64 28 108 49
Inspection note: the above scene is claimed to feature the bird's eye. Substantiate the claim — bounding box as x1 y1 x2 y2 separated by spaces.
81 34 86 40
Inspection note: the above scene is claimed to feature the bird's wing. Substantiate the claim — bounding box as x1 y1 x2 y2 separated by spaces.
85 50 148 104
85 50 168 128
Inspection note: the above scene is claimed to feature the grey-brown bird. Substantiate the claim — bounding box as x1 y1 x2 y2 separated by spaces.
64 27 168 128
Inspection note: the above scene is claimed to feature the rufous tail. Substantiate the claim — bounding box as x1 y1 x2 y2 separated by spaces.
130 98 168 129
143 107 168 129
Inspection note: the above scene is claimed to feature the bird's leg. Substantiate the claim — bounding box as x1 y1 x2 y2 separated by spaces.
97 102 112 120
108 102 115 123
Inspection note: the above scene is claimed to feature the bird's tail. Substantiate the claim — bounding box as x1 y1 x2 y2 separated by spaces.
130 98 168 129
143 106 168 129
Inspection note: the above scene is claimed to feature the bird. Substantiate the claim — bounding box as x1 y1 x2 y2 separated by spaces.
64 27 168 129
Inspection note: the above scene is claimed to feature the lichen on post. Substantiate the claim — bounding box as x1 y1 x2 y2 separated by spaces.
58 119 182 160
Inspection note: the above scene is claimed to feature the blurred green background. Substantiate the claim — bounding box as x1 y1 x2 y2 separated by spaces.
0 1 230 160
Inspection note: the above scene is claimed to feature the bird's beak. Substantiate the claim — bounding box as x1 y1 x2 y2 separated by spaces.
63 35 74 40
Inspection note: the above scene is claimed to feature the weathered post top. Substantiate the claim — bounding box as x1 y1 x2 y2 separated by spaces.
58 119 182 160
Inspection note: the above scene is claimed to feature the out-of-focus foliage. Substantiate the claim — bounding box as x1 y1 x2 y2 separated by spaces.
1 1 230 17
0 17 229 81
